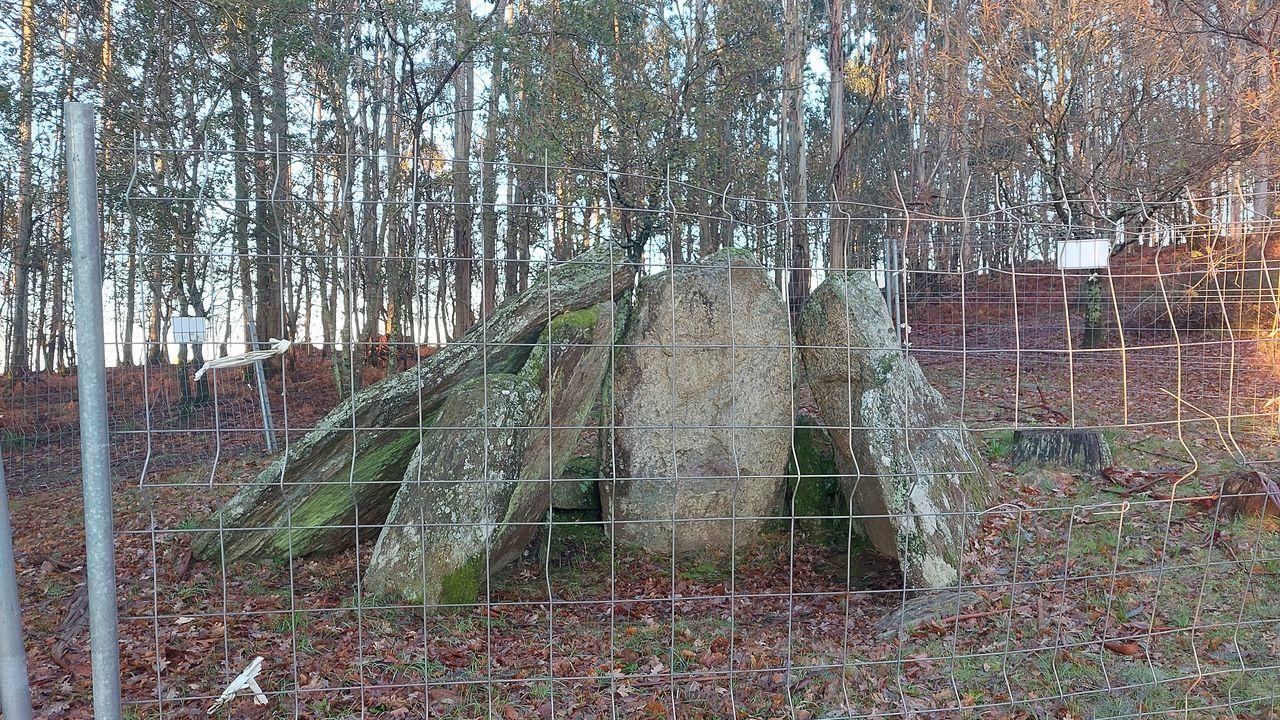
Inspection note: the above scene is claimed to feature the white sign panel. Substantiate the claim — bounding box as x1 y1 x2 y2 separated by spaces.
1057 238 1111 270
172 316 208 344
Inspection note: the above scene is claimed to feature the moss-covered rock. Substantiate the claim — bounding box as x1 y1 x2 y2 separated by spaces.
195 422 425 562
797 271 993 589
519 301 615 517
786 416 853 547
193 247 635 563
263 426 421 557
365 302 619 606
551 457 601 511
362 373 541 606
438 551 487 606
537 510 610 567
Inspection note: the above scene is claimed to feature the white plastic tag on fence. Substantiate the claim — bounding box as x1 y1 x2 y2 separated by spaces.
207 656 267 714
193 339 292 381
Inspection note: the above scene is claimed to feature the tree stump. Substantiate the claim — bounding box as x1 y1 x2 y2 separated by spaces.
1012 428 1112 474
1219 470 1280 521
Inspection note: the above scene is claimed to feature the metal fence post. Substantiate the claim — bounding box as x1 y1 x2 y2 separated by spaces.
239 289 278 452
0 452 34 720
66 101 123 720
248 320 278 453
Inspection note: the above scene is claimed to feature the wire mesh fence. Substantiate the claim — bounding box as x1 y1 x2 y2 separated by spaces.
3 119 1280 720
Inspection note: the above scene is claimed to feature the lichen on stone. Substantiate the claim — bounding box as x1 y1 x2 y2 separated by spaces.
797 269 993 589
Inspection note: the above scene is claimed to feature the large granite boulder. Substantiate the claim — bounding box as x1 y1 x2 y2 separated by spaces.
604 249 793 553
797 271 993 589
364 302 618 604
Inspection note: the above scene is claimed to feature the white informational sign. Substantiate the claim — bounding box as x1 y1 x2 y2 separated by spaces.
172 316 208 344
1057 238 1111 270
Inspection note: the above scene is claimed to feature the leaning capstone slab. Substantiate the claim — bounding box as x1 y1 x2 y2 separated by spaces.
604 249 793 553
798 271 993 589
193 247 635 563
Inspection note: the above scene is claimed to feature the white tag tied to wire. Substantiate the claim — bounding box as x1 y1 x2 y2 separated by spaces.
207 656 267 714
193 338 292 381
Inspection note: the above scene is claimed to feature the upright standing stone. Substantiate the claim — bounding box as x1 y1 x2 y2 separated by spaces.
797 271 993 589
364 374 543 605
365 303 619 605
605 249 793 553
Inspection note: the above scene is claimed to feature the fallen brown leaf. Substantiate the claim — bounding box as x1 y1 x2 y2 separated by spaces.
1103 640 1142 656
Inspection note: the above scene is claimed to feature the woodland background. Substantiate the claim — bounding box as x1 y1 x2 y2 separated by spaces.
3 3 1280 717
0 0 1276 379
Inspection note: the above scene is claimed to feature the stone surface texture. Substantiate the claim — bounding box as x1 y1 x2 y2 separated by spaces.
798 271 993 589
605 249 793 553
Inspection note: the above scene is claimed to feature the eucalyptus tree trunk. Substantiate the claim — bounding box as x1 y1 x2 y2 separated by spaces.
122 215 139 366
229 14 255 356
504 173 521 300
8 0 36 378
250 27 282 351
452 0 477 337
781 0 810 318
269 34 293 340
356 36 385 374
827 0 847 271
480 0 507 320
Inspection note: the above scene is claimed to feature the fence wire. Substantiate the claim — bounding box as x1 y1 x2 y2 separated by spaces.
2 138 1280 720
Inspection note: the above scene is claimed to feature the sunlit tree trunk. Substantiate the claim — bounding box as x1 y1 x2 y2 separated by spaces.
9 0 36 378
122 214 139 366
827 0 847 270
504 172 520 300
781 0 810 317
249 25 284 352
229 12 256 356
101 0 120 366
480 0 507 319
270 33 294 341
1254 64 1273 219
452 0 477 337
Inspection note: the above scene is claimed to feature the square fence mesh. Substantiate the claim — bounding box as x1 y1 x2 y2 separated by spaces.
2 144 1279 720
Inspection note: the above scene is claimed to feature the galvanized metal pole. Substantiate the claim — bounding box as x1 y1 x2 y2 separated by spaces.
0 452 34 720
66 101 123 720
240 291 277 452
248 321 278 453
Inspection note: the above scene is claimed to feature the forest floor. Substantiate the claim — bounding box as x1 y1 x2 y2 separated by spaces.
5 265 1280 718
6 349 1278 719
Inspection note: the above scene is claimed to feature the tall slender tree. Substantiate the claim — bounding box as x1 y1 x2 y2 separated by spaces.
452 0 476 337
9 0 37 379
